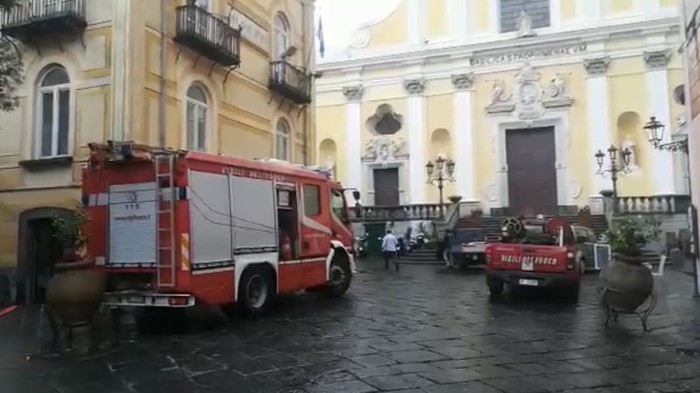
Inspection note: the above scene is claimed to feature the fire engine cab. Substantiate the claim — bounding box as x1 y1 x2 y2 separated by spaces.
82 141 358 316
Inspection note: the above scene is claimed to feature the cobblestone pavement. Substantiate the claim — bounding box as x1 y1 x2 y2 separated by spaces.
1 260 700 393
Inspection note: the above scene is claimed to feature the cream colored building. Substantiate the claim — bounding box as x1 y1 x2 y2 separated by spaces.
0 0 316 304
316 0 686 217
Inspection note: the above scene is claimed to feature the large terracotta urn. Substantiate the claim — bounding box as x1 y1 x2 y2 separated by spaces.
600 253 653 313
46 257 106 327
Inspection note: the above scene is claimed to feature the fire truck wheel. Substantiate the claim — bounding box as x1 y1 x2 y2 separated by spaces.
238 267 275 316
325 253 352 297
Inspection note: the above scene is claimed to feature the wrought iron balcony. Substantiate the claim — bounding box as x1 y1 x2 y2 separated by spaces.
175 5 241 67
0 0 87 40
269 61 312 104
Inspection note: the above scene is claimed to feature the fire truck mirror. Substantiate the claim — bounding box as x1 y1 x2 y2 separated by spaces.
352 190 361 201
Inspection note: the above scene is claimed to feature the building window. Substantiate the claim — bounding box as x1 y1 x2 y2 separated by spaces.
499 0 550 33
186 85 209 151
303 184 320 216
36 66 70 158
274 12 290 59
275 119 290 160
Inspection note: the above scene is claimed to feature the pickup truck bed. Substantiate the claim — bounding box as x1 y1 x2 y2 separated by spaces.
485 242 582 301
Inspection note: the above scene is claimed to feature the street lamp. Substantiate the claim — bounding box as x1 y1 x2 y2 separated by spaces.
594 144 632 207
644 115 698 298
643 116 688 153
426 156 455 218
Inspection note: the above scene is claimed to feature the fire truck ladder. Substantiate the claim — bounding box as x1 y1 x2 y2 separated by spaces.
154 154 177 288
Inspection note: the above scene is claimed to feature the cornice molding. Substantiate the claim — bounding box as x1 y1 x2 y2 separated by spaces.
317 15 679 73
316 47 677 94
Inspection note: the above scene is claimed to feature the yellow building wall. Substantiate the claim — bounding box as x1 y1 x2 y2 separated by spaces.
561 0 577 21
473 0 492 34
604 0 635 16
136 0 312 163
661 0 679 8
608 57 653 196
0 22 112 270
315 104 347 181
366 1 408 47
0 0 315 273
426 0 447 40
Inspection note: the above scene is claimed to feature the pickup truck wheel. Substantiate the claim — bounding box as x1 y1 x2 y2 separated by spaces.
488 279 504 296
238 267 275 316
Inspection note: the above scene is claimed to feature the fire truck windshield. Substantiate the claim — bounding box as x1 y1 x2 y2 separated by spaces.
331 189 348 221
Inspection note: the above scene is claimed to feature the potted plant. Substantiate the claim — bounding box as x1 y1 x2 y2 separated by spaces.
45 203 106 330
599 216 660 313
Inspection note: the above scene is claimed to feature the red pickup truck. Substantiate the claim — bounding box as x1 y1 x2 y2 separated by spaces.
485 217 584 302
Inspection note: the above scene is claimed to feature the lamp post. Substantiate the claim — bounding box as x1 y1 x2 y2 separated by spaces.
643 116 699 298
594 145 632 212
426 156 455 218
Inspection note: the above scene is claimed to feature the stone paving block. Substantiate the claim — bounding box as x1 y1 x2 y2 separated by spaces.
419 368 483 384
386 350 448 364
362 373 435 391
426 381 507 393
305 379 378 393
350 354 397 367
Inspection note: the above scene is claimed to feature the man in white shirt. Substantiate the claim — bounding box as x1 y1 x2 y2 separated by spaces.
382 229 399 271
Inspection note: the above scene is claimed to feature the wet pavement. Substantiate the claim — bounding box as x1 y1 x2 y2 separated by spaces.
1 259 700 393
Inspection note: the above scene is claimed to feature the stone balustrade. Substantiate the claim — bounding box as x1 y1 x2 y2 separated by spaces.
614 195 691 215
348 204 446 222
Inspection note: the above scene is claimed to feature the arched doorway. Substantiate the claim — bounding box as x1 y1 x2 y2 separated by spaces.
16 207 73 305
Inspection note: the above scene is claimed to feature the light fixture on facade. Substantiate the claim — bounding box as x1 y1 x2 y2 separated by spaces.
643 116 688 153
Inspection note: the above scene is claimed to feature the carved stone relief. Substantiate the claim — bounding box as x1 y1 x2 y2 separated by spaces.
644 49 671 70
583 56 611 76
403 78 426 95
361 136 408 163
516 9 536 38
485 183 498 202
451 72 475 90
485 62 573 120
342 85 364 101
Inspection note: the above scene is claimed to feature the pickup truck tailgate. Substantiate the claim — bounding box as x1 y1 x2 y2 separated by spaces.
488 244 568 273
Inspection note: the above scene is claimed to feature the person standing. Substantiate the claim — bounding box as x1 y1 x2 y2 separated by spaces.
382 229 399 271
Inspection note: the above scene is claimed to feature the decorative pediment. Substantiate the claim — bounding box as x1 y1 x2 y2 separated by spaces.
361 137 408 162
485 62 574 120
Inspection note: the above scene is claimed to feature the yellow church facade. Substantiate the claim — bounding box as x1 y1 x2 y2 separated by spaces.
316 0 686 217
0 0 315 304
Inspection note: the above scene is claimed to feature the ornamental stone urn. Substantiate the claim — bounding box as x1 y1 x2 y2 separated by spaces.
599 217 660 313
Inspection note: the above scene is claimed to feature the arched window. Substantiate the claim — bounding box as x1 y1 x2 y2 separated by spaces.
36 65 71 158
186 85 209 151
274 12 290 59
275 119 290 160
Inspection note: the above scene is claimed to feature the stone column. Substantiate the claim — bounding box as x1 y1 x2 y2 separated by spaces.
645 49 675 195
451 72 476 201
577 0 601 23
584 56 612 213
407 0 425 45
342 85 364 192
404 78 426 204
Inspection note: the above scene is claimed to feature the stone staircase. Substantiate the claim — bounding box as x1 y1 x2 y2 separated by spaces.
398 249 444 265
456 214 610 239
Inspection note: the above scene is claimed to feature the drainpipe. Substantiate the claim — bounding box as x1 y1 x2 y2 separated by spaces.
301 0 309 165
158 0 168 147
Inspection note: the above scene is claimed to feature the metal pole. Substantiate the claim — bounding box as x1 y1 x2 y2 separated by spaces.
438 177 444 218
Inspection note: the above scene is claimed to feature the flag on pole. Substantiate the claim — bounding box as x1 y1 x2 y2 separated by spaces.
317 11 325 58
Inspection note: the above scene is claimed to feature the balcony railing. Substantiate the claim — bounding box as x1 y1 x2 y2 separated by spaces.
175 5 241 67
269 61 312 104
0 0 87 39
348 204 446 222
615 195 692 215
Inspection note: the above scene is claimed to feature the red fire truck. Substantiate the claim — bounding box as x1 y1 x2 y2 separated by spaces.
82 141 358 316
